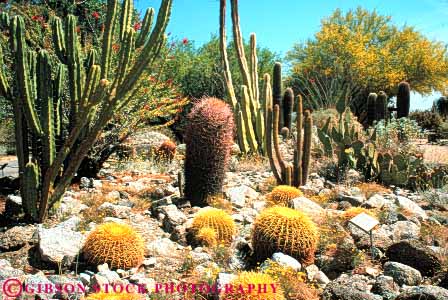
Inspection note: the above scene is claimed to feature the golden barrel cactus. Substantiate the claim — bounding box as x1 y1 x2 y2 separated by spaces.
252 206 319 265
84 291 143 300
83 222 145 270
196 227 218 247
267 185 303 206
191 207 236 245
225 271 284 300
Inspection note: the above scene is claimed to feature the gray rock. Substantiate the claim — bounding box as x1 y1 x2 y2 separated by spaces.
97 202 131 218
396 285 448 300
147 238 179 256
90 274 109 289
339 194 366 206
47 275 85 298
364 194 386 209
24 272 55 299
56 196 88 217
0 225 36 251
92 179 102 189
79 177 92 189
322 274 380 300
390 221 420 241
5 195 22 215
38 217 85 267
97 270 121 285
396 196 428 220
272 252 302 271
291 196 325 222
217 272 236 287
386 240 442 277
79 273 91 286
159 205 187 233
305 264 319 281
142 257 156 267
383 262 422 286
371 275 399 300
226 185 258 208
0 259 24 280
315 271 330 285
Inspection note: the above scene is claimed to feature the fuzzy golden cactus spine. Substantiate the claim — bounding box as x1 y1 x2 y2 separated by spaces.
267 185 302 206
0 0 172 222
219 0 265 154
252 206 319 265
83 223 145 270
184 98 234 206
191 207 236 245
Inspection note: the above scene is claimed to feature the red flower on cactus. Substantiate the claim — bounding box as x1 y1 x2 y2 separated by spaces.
182 38 189 45
112 44 120 53
32 15 43 22
309 78 315 84
91 11 100 20
133 22 141 31
166 79 173 85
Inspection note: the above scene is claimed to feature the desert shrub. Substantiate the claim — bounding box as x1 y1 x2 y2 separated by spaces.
374 118 422 154
409 110 442 131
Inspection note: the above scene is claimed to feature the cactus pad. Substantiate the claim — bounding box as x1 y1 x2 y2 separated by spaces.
267 185 303 206
252 206 319 265
191 207 236 245
225 271 284 300
83 223 145 270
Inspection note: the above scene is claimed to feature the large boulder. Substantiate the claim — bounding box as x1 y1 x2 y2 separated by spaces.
396 286 448 300
383 262 422 286
38 217 86 267
385 240 442 277
371 275 399 300
291 196 325 222
395 196 428 220
322 274 381 300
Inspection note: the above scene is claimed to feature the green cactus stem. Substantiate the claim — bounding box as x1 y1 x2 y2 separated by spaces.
397 81 410 118
283 88 294 133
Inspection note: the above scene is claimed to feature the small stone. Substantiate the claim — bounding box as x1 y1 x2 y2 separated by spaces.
315 271 330 285
291 196 325 222
305 264 320 281
272 252 302 271
0 225 36 251
79 177 92 189
97 263 109 272
371 275 399 300
395 196 428 220
24 272 55 299
5 195 22 216
339 193 366 206
97 202 131 218
143 257 156 267
396 285 448 300
383 261 422 286
79 273 91 286
226 185 259 208
364 194 386 209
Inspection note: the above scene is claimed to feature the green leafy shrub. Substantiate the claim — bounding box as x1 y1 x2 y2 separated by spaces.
409 110 442 131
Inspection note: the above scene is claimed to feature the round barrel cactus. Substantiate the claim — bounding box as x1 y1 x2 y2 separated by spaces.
184 97 234 206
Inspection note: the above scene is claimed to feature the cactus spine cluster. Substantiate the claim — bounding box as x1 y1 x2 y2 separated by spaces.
252 206 319 266
397 81 410 118
267 185 303 206
0 0 172 222
83 223 145 270
191 207 236 245
184 98 234 206
219 0 266 154
266 87 312 186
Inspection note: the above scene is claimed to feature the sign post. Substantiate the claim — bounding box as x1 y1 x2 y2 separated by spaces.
348 212 379 260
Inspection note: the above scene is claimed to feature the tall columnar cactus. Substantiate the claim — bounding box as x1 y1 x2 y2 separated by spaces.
219 0 265 154
0 0 172 222
184 98 234 206
436 96 448 120
376 91 388 121
282 88 294 132
366 92 377 126
397 81 410 118
273 62 283 129
266 84 313 187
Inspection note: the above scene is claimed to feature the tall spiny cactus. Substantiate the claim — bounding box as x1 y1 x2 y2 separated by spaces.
366 92 377 126
397 81 410 118
376 91 388 121
0 0 172 222
283 88 294 132
266 77 312 187
219 0 265 154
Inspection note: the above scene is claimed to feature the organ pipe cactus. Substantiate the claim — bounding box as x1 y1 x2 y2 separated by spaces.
266 78 313 186
376 91 388 121
0 0 172 222
219 0 264 154
366 93 377 126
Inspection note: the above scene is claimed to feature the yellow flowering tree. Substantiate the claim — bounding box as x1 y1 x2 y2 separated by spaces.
287 7 448 113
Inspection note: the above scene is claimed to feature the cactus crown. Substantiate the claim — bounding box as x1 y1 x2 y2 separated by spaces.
226 271 285 300
191 207 236 245
83 223 145 270
252 206 319 265
267 185 303 206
